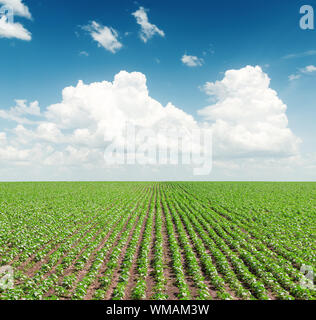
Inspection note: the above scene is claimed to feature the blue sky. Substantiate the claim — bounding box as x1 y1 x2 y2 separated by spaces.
0 0 315 181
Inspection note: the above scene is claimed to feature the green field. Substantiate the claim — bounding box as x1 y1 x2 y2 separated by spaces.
0 182 315 300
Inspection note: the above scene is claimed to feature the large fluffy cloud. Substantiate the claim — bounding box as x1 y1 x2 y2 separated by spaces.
0 15 31 40
198 65 301 157
1 71 200 170
0 0 31 19
0 0 32 40
0 67 307 180
45 71 198 141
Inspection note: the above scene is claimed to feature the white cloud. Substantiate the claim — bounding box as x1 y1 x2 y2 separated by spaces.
132 6 165 43
0 15 31 40
44 71 198 149
198 65 301 157
0 145 30 161
0 132 6 144
0 0 31 19
0 0 32 40
300 65 316 73
0 99 40 123
181 54 204 67
288 74 301 81
83 21 122 53
13 123 63 144
0 71 199 169
288 65 316 81
79 50 89 57
11 99 40 115
0 68 309 180
283 50 316 59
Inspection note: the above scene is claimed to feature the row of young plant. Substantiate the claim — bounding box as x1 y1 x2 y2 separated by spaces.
111 188 153 300
130 186 156 300
176 183 304 272
162 185 252 300
17 206 114 276
174 187 292 299
162 189 218 300
159 188 192 299
0 186 146 299
150 187 168 299
0 203 92 267
1 208 116 300
208 200 315 275
178 184 315 298
91 187 153 300
169 185 272 299
183 183 315 274
71 198 147 299
198 204 312 299
0 186 128 270
57 188 150 300
174 184 314 299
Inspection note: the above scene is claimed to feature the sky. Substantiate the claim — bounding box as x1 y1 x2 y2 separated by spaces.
0 0 315 181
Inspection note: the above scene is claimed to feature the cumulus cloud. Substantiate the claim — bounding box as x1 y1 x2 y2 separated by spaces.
132 6 165 43
83 21 122 53
0 15 31 40
0 71 200 169
0 99 40 123
0 68 307 180
0 132 6 144
181 54 204 67
10 99 40 115
44 71 199 152
198 65 301 157
13 122 63 144
0 0 31 19
0 0 32 40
